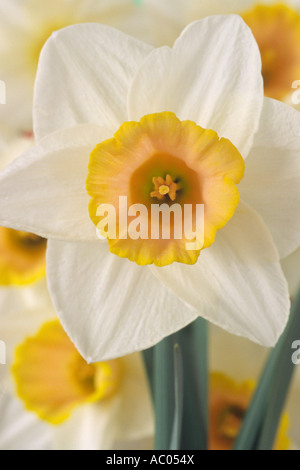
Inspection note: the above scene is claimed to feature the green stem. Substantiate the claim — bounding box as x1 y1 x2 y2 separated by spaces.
143 318 208 451
179 318 208 450
154 334 178 450
234 286 300 450
169 344 183 450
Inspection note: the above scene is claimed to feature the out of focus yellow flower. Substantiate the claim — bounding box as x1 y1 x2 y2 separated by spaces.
0 0 153 132
210 325 300 449
0 309 153 450
182 1 300 105
209 372 289 450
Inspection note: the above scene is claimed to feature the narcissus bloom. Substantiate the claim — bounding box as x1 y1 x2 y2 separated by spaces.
209 372 290 450
0 16 300 361
0 0 152 132
184 0 300 104
0 308 153 450
181 1 300 296
210 325 300 449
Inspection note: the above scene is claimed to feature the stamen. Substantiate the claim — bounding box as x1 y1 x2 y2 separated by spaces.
150 174 180 201
158 185 170 196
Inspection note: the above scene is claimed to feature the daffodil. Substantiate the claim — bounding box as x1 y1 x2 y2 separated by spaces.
208 372 289 450
0 306 153 450
0 15 299 361
0 0 156 132
179 1 300 298
183 0 300 105
210 325 300 449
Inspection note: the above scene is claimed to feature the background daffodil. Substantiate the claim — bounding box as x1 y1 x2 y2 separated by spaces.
209 324 300 449
0 304 153 450
0 0 160 133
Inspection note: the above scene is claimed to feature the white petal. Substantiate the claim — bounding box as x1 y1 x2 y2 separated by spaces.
112 353 154 442
46 240 197 362
0 304 55 375
151 202 290 347
128 15 263 157
34 23 153 140
0 391 52 450
0 286 56 398
53 403 118 450
240 98 300 259
53 353 154 450
0 123 110 240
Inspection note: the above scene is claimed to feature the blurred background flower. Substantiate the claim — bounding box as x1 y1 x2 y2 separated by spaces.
209 324 300 449
0 0 186 134
0 0 149 132
0 303 154 450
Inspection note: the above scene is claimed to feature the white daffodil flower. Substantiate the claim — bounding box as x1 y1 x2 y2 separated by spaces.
0 0 159 132
183 0 300 106
0 306 153 450
210 325 300 449
0 15 299 362
177 0 300 297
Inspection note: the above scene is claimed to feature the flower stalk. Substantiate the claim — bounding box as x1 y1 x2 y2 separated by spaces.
143 317 208 450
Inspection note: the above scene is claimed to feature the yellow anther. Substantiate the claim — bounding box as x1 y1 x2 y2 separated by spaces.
158 185 170 196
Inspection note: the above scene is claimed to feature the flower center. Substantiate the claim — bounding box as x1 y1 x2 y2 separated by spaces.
209 372 290 450
150 175 180 201
12 320 122 424
241 3 300 101
87 112 244 267
0 227 46 285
